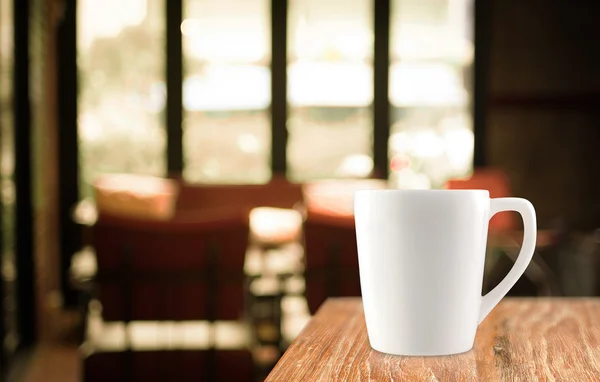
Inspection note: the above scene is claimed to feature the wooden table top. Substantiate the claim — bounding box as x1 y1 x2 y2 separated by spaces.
267 297 600 381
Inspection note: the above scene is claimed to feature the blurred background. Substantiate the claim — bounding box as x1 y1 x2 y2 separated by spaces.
1 0 599 380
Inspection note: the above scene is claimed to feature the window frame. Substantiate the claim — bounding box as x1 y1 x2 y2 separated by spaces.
166 0 184 174
74 0 481 182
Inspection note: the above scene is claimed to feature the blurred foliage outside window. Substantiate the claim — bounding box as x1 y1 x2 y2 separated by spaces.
388 0 474 189
182 0 272 184
78 0 166 197
287 0 374 181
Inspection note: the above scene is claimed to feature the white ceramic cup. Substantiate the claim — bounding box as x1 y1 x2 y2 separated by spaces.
354 190 536 356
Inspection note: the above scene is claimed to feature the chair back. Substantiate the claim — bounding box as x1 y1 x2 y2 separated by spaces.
303 209 360 314
175 176 303 213
93 211 250 322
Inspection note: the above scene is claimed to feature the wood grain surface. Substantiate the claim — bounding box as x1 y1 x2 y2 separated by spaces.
266 298 600 381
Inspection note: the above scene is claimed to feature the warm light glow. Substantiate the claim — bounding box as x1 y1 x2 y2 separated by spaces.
389 62 468 107
250 207 303 243
290 0 373 61
442 117 474 172
289 61 373 107
237 133 262 154
335 154 374 178
391 0 473 63
293 20 372 61
390 130 446 159
182 18 268 62
388 113 474 189
388 0 474 188
95 174 176 196
411 130 445 158
78 0 148 49
87 320 250 351
303 179 388 216
389 132 411 155
392 26 473 63
181 1 272 183
392 168 432 190
79 113 103 142
77 0 166 194
183 65 270 111
184 60 375 110
182 0 269 62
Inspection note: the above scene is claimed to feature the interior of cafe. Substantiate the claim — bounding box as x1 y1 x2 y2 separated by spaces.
1 0 599 381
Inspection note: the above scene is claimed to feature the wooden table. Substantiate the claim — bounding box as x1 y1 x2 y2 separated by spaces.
267 297 600 381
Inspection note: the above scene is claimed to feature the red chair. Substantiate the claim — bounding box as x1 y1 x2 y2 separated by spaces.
301 180 387 314
86 210 254 382
303 209 361 315
93 211 250 322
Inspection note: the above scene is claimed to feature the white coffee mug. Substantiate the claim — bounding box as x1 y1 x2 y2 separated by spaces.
354 190 536 356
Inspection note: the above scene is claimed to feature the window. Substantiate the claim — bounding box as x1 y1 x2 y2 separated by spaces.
388 0 474 189
287 0 374 181
77 0 166 196
182 0 271 184
75 0 476 190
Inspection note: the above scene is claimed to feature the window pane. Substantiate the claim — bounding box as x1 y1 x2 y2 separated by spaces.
78 0 166 197
182 0 271 184
287 0 374 181
389 0 474 189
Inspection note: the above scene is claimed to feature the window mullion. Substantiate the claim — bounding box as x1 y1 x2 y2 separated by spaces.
271 0 288 176
166 0 184 175
373 0 391 179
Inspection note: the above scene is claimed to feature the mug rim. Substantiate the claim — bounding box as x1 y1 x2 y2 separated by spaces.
355 189 490 196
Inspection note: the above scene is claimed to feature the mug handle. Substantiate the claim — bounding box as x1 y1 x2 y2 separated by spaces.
479 197 537 323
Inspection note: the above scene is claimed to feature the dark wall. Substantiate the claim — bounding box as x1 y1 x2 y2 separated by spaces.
487 0 600 230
